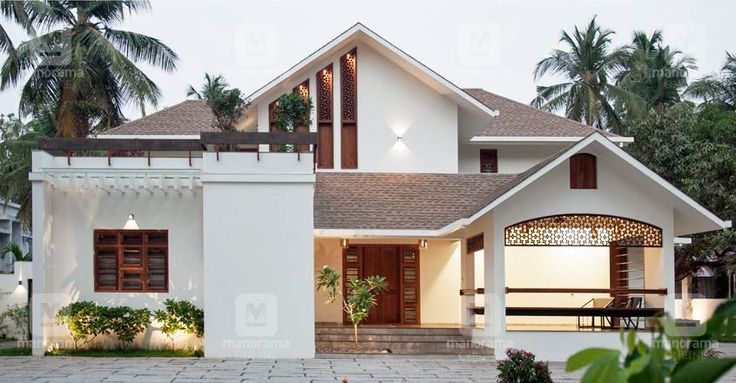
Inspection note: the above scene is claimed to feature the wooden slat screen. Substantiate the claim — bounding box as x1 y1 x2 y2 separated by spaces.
570 153 597 189
340 48 358 169
94 229 169 292
400 246 420 324
317 64 334 168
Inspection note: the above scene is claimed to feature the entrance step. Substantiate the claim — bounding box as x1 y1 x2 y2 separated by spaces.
315 325 493 357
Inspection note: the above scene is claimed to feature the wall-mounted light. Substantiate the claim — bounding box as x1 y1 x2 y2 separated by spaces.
340 239 350 249
123 213 139 230
397 135 403 142
418 239 428 249
18 280 22 286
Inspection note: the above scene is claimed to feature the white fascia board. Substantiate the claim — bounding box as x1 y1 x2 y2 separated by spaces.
95 134 201 139
246 23 498 118
469 136 634 144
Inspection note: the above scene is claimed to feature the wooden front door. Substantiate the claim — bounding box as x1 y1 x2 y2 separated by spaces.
342 245 420 325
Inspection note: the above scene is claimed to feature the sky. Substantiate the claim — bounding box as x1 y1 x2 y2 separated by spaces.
1 0 734 121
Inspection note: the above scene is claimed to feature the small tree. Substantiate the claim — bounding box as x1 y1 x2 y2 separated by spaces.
315 265 388 345
153 299 204 349
55 301 109 349
0 304 29 340
273 92 314 152
106 306 151 349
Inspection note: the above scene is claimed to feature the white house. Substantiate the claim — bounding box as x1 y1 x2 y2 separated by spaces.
29 23 731 361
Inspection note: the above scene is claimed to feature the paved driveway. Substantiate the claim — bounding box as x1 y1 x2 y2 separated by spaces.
0 356 734 382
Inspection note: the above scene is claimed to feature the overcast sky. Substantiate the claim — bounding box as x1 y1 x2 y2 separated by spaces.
1 0 734 121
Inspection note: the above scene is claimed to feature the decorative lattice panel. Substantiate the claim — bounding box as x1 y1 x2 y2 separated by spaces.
340 49 357 122
317 65 333 122
294 80 309 100
467 233 484 253
504 214 662 247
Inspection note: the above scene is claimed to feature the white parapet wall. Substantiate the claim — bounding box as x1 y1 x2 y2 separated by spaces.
201 152 316 358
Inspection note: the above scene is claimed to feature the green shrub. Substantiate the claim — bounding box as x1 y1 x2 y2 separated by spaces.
55 301 109 349
106 306 151 348
497 348 554 383
153 299 204 347
0 304 30 340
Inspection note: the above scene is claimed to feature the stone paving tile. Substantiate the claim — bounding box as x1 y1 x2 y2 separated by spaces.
2 357 736 382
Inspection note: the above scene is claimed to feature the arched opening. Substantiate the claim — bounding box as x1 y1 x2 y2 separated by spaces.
503 214 665 332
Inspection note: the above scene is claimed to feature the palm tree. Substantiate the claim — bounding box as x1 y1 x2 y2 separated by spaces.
0 0 179 137
531 17 631 131
686 52 736 110
187 73 228 102
0 1 34 56
616 31 696 114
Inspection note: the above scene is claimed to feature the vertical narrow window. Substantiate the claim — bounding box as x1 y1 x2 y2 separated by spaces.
340 48 358 169
316 65 334 168
293 80 310 153
268 100 278 152
479 149 498 173
570 153 597 189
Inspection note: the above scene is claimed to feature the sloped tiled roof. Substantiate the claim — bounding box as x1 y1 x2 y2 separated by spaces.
102 100 215 136
463 88 617 137
314 172 516 230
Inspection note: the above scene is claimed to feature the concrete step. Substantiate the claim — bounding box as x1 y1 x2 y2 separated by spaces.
316 334 469 342
316 340 493 355
315 326 464 336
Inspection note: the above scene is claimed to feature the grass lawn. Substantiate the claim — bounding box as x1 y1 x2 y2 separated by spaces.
46 348 201 357
0 348 31 356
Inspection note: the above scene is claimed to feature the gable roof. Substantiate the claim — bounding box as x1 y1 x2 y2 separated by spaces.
247 23 498 118
464 89 632 143
314 172 515 231
101 100 213 137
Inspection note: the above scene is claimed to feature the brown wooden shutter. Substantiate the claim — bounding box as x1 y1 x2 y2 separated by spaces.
94 229 168 292
467 233 484 253
316 65 334 168
400 246 420 324
268 101 278 152
480 149 498 173
570 153 597 189
340 48 358 169
342 246 362 324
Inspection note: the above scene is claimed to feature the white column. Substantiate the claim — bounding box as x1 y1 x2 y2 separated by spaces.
460 238 474 328
30 170 46 356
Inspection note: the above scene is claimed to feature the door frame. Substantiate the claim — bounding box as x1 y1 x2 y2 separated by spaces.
342 244 421 325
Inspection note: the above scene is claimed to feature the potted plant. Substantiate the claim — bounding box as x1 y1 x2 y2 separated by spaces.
272 92 314 152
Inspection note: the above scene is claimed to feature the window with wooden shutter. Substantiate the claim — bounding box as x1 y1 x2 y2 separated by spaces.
569 153 597 189
340 48 358 169
480 149 498 173
316 64 334 168
94 230 169 292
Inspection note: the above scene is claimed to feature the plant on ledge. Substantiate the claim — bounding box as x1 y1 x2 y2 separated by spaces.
188 73 249 131
566 299 736 383
272 92 314 152
315 265 388 345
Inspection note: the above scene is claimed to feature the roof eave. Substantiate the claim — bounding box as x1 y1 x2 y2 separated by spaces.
469 135 634 145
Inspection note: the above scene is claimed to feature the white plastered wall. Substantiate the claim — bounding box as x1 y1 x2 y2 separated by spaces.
476 146 676 361
31 177 204 352
459 142 567 174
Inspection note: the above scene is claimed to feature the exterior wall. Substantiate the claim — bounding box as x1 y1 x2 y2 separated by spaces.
255 42 459 173
31 177 204 351
459 143 566 174
0 261 31 338
313 238 462 325
483 147 677 361
202 152 315 359
0 202 32 273
675 298 726 323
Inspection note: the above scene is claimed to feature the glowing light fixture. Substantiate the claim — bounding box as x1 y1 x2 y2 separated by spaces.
397 135 403 142
418 239 428 249
123 213 139 230
340 239 350 249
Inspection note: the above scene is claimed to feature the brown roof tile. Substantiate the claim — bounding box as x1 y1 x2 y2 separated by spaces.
315 172 516 230
464 88 617 137
101 100 215 136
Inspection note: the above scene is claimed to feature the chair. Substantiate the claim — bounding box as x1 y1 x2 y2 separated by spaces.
578 297 614 329
622 296 644 329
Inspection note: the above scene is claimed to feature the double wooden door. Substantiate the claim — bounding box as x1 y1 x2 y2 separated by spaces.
342 245 420 325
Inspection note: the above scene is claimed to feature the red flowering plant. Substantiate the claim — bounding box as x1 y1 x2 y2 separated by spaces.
497 348 554 383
